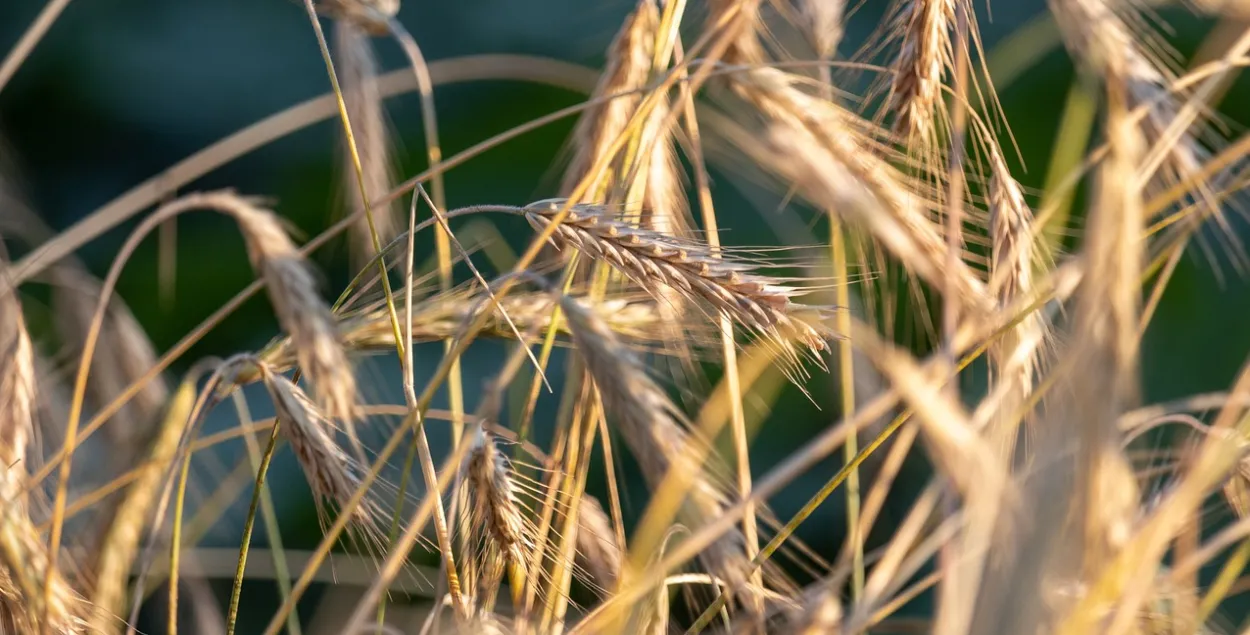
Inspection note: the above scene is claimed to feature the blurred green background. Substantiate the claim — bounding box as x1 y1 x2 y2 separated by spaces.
2 0 1250 631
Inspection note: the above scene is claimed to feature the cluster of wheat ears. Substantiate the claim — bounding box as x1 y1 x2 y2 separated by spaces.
1 0 1249 632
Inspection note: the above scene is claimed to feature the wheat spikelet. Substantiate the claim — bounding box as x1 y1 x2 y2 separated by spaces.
887 0 956 143
259 365 380 541
706 0 766 65
334 20 400 272
51 266 169 449
558 294 766 609
561 0 658 201
219 193 359 423
526 201 829 354
574 495 622 595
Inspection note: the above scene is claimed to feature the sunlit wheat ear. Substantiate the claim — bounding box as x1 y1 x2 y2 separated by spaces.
558 294 766 609
462 430 529 596
259 365 381 543
315 0 398 35
985 146 1048 459
224 194 359 423
886 0 956 145
0 260 33 482
526 201 830 356
334 19 400 272
561 0 657 201
51 266 169 449
575 495 622 596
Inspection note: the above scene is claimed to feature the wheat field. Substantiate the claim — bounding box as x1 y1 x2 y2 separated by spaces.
1 0 1250 633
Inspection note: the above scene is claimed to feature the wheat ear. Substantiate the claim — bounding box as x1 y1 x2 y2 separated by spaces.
526 201 829 354
887 0 956 144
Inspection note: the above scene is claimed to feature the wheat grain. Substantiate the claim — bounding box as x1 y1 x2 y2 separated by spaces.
463 431 529 574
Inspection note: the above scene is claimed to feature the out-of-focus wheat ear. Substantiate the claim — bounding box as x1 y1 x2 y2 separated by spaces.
333 19 400 272
222 194 359 425
462 430 529 609
560 0 658 200
638 98 693 237
0 501 84 633
558 294 768 611
984 146 1047 460
1049 0 1221 232
1068 52 1144 573
574 495 622 596
796 0 846 60
0 257 33 485
51 265 169 451
89 371 200 632
259 365 381 543
886 0 956 145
